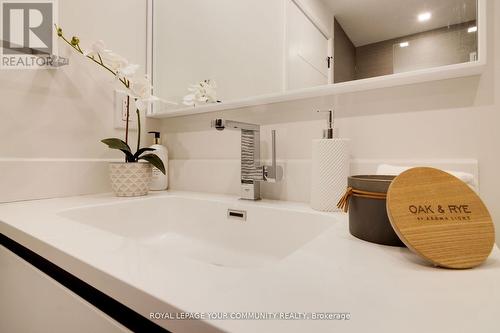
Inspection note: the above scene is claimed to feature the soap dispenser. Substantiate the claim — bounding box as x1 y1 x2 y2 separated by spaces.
148 131 168 191
310 110 350 212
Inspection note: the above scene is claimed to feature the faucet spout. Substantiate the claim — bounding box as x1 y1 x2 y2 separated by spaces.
211 119 260 132
212 119 281 200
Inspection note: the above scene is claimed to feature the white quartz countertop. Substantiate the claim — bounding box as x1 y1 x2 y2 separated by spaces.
1 191 499 333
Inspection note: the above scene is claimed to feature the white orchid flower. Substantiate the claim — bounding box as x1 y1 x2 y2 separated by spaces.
183 80 219 106
91 40 106 55
128 75 152 99
117 63 140 78
135 95 159 112
82 40 129 72
125 75 161 113
100 51 129 72
182 94 196 106
203 80 218 103
83 40 106 57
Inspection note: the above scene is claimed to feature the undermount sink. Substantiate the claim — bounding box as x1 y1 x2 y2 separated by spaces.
58 195 336 268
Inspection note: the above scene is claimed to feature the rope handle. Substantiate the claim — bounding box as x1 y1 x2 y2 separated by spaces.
337 187 387 213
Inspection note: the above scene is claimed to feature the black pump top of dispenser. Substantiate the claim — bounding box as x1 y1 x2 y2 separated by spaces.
148 131 161 144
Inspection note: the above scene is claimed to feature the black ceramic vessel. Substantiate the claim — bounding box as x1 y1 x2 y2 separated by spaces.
348 175 405 247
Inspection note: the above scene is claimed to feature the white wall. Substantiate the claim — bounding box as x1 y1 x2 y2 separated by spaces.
160 0 500 244
0 0 151 202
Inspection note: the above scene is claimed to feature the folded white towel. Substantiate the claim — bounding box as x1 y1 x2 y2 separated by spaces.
376 164 476 187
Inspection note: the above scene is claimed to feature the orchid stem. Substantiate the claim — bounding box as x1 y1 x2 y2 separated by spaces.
136 108 141 154
125 95 130 146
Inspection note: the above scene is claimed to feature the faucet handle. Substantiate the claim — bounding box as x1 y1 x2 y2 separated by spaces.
263 130 283 183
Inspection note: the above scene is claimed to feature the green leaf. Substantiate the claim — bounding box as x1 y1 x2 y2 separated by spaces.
101 138 131 152
134 147 156 159
139 154 166 175
101 138 135 161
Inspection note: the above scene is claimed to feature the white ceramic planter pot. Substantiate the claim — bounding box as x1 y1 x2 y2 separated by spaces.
109 162 152 197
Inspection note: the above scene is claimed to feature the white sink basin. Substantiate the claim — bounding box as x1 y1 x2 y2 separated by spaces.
59 195 335 268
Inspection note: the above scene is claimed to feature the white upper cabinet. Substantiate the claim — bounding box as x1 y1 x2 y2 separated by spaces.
148 0 486 118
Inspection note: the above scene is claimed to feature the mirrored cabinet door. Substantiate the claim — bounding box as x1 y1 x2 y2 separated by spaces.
152 0 479 113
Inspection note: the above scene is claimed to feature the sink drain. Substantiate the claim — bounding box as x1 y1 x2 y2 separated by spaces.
227 209 247 221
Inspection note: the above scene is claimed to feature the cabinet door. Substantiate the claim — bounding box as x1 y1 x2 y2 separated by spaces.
0 246 130 333
286 0 330 90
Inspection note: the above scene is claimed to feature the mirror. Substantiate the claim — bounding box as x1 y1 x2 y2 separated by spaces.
152 0 478 112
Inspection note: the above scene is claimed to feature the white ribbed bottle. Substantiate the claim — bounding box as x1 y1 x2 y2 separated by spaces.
310 138 350 212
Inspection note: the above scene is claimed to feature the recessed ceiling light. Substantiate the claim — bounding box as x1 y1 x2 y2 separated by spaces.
468 26 478 33
399 42 410 48
418 12 431 22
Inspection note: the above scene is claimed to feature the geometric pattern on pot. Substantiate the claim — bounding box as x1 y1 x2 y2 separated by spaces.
109 162 152 197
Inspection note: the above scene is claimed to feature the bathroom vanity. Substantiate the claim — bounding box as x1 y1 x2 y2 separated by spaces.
1 191 499 333
1 0 498 332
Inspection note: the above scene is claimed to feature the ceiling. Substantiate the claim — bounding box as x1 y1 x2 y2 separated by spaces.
322 0 477 46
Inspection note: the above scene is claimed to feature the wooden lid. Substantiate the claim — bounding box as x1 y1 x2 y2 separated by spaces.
386 167 495 269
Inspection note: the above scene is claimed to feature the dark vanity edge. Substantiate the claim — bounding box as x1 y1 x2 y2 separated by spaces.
0 233 171 333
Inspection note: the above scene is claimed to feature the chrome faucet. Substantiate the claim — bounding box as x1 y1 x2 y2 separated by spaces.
211 119 282 200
